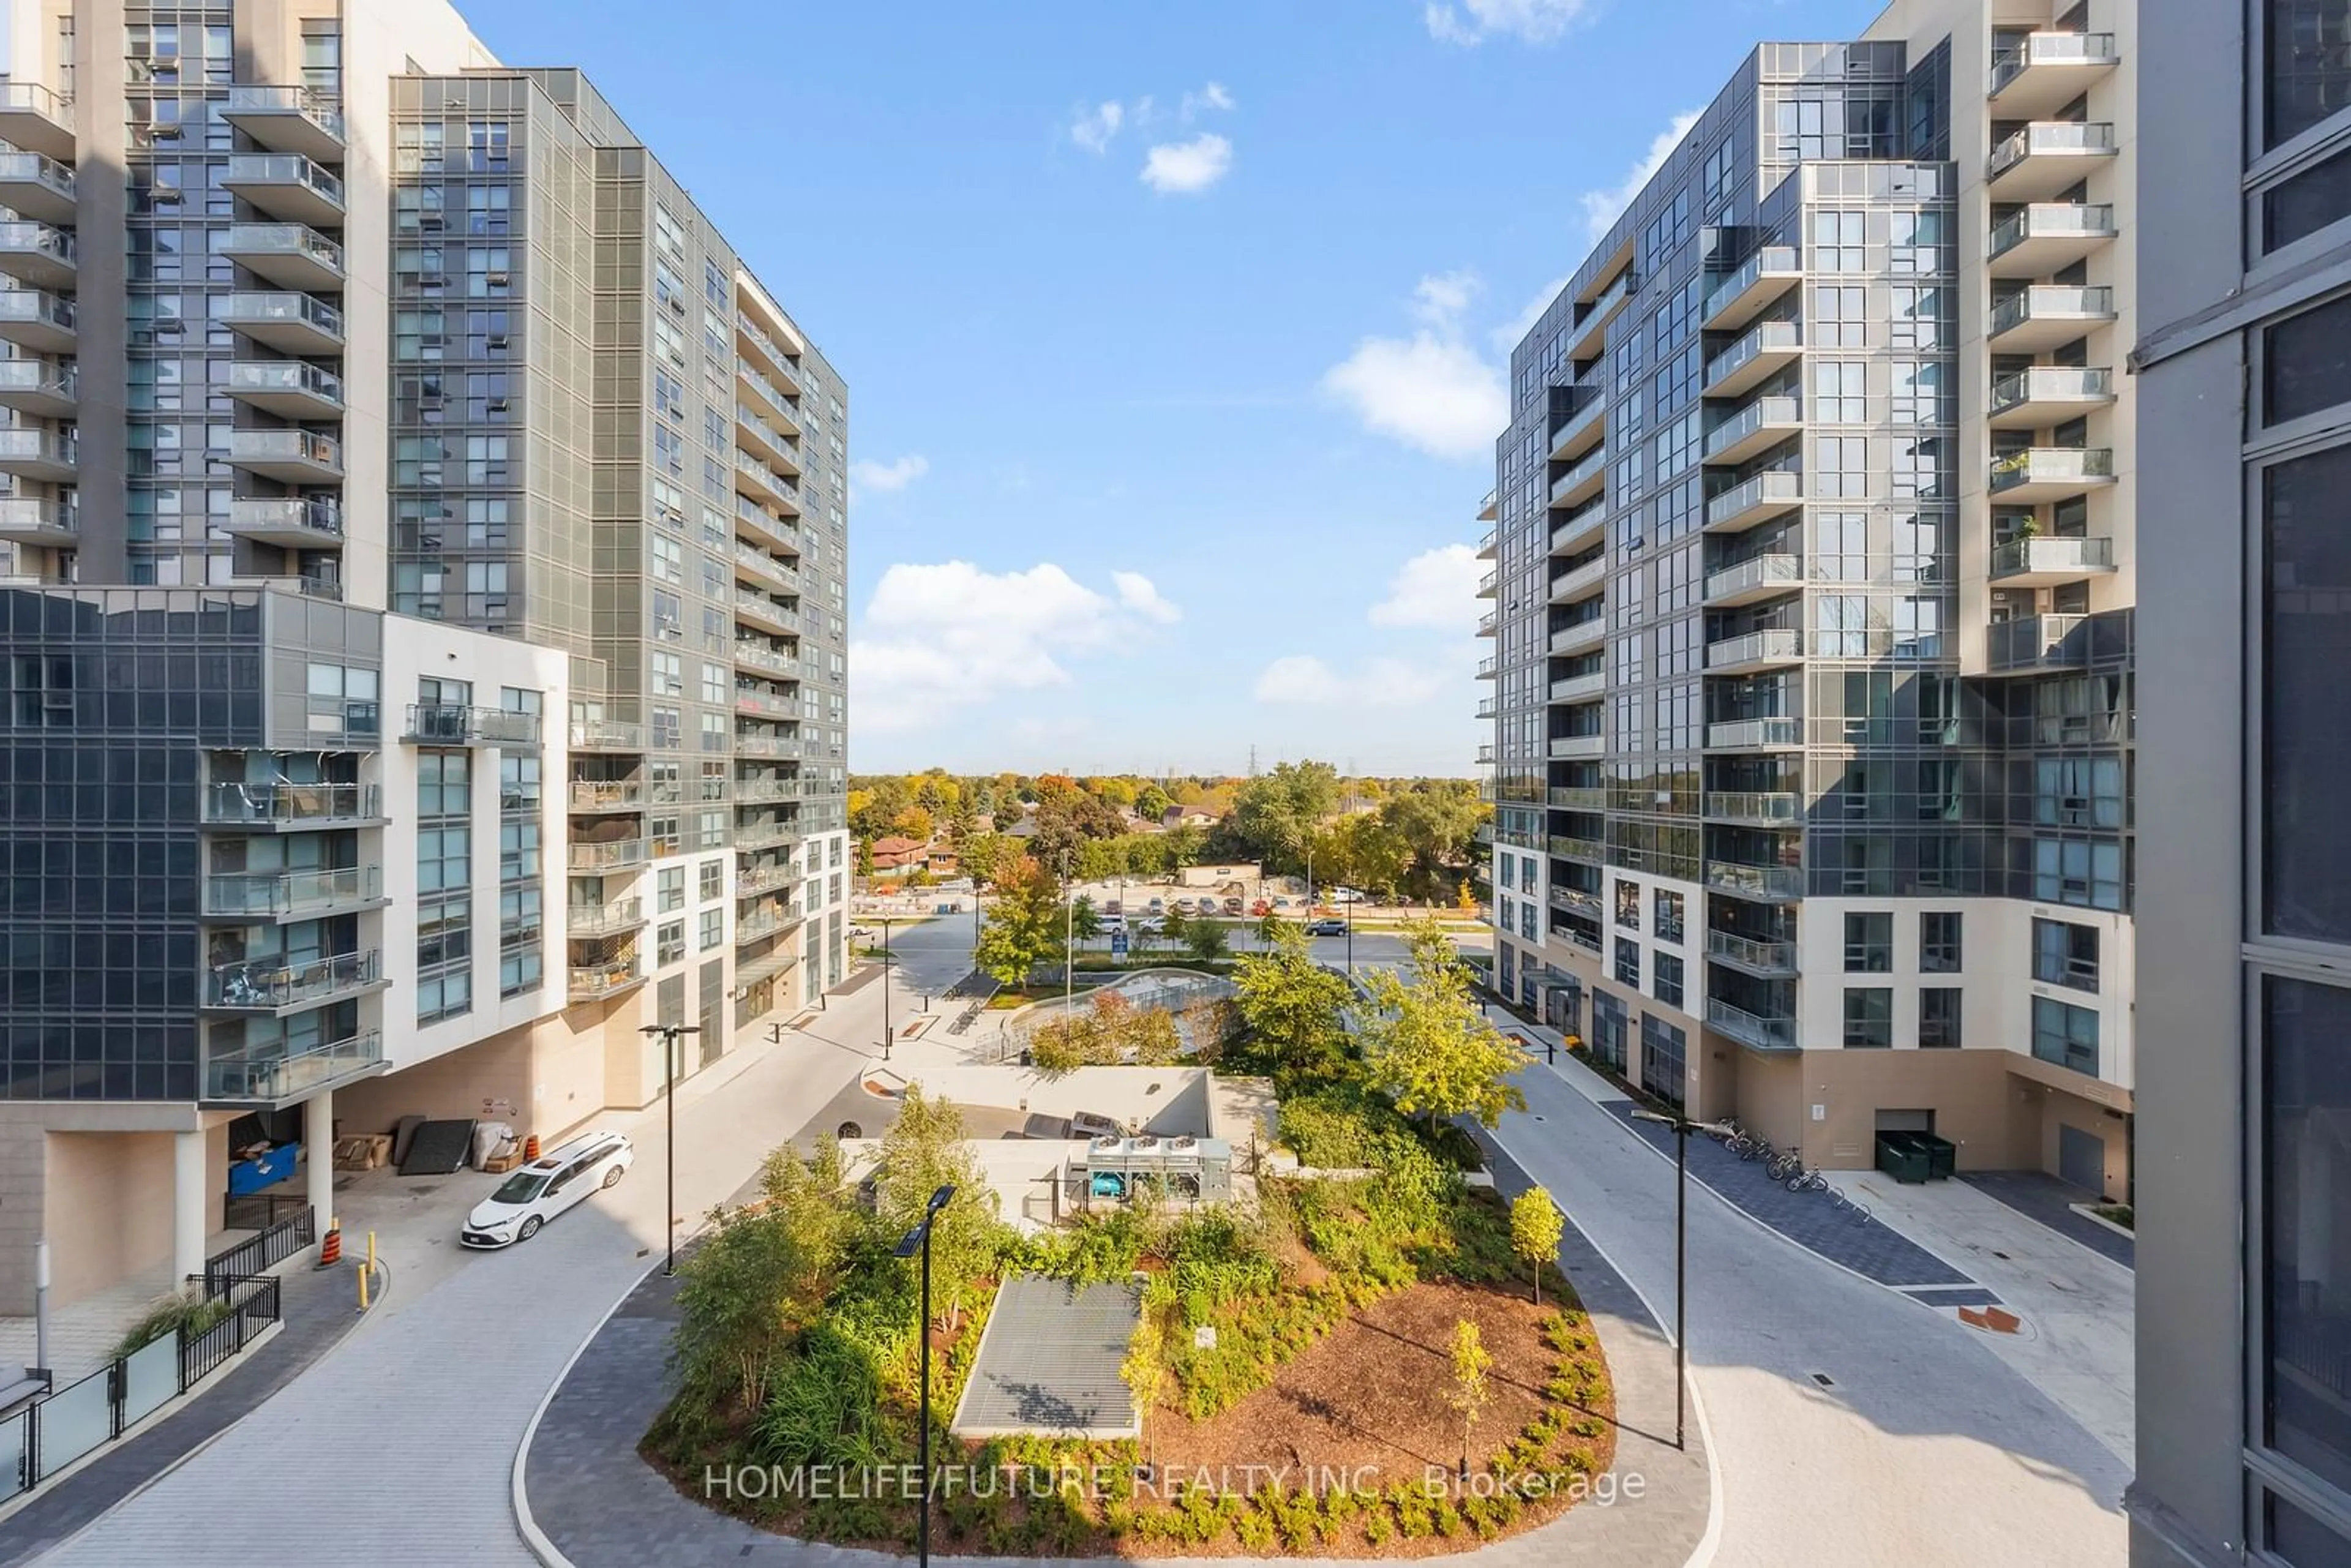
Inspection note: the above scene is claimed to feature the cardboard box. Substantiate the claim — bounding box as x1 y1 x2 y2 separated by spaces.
483 1150 522 1174
332 1133 393 1172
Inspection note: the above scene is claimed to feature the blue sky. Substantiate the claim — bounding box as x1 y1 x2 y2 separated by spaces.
461 0 1881 776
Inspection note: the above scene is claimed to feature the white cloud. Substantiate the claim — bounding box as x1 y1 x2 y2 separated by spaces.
1140 133 1232 195
1370 544 1485 632
1321 329 1507 462
1425 0 1592 46
848 454 928 497
1254 655 1447 710
1581 110 1703 244
851 562 1181 730
1070 100 1123 154
1182 81 1235 120
1111 571 1182 624
1412 269 1481 328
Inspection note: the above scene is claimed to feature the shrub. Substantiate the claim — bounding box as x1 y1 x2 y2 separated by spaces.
1362 1502 1395 1545
112 1286 231 1363
1233 1501 1277 1551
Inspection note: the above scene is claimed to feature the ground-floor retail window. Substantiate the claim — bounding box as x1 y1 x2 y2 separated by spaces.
1592 991 1628 1073
1640 1015 1685 1106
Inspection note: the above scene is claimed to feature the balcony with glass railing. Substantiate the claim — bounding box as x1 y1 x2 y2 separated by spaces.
1702 792 1802 827
1550 615 1606 656
1703 395 1802 467
737 863 795 898
0 81 76 160
1704 552 1802 607
205 949 383 1011
733 543 799 591
1989 534 2117 586
203 1027 383 1103
0 428 75 481
564 898 647 937
736 817 798 852
737 905 807 945
1548 733 1605 759
1704 470 1804 533
735 590 800 634
1987 285 2115 351
202 781 380 829
0 496 76 546
1988 447 2115 501
1706 716 1803 749
568 779 648 813
734 403 800 470
1986 613 2090 674
1567 268 1637 357
737 358 801 429
1704 861 1805 901
1989 32 2119 116
1705 627 1804 674
220 290 343 354
569 718 645 752
1707 997 1798 1050
1704 244 1801 329
735 733 795 759
1475 655 1498 681
1550 670 1607 704
568 837 651 873
733 450 800 509
228 358 344 418
733 639 797 678
569 955 647 1000
0 287 75 351
225 496 343 549
227 428 342 482
223 153 345 223
736 686 795 718
1987 121 2118 200
1477 525 1498 560
403 703 541 746
1548 786 1607 811
733 778 798 805
1704 320 1802 397
1988 366 2115 430
1987 203 2116 277
1547 835 1604 863
1548 389 1605 461
0 151 77 223
1705 929 1798 974
0 220 75 289
0 356 75 416
202 865 384 920
1549 447 1607 510
220 222 345 289
223 84 346 160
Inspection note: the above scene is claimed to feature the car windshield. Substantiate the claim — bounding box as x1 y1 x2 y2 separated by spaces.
492 1171 549 1204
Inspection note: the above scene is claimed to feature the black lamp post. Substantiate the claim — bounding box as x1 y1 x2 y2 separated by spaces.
639 1022 701 1277
879 917 896 1062
1344 893 1354 976
1629 1108 1730 1451
894 1184 958 1568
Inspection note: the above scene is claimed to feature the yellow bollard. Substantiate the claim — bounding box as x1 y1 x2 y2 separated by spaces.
368 1230 377 1273
357 1258 370 1311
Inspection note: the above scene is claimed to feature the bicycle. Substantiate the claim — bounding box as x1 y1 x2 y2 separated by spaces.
1766 1146 1806 1182
1785 1165 1831 1195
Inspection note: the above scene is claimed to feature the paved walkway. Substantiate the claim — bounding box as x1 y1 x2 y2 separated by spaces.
0 1253 378 1568
519 1150 1711 1567
1958 1171 2135 1270
1488 1053 2128 1567
28 964 923 1568
0 1221 285 1389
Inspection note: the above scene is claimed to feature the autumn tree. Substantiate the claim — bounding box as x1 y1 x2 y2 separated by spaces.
1232 760 1341 874
1510 1187 1566 1305
1357 917 1530 1130
972 853 1062 988
876 1087 1000 1329
1134 783 1172 822
1029 990 1182 1076
890 804 934 842
1232 921 1354 1082
1447 1318 1493 1483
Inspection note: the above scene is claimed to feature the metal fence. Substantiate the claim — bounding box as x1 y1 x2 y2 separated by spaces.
202 1207 313 1296
2 1269 283 1501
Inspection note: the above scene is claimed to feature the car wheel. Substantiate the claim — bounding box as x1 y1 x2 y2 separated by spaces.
602 1163 624 1190
518 1215 543 1242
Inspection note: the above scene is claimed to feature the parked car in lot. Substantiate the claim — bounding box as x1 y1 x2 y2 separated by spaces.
1251 899 1272 917
1147 897 1166 913
1103 901 1122 915
1329 887 1366 904
1135 916 1166 934
1222 896 1244 915
1304 917 1347 936
1099 913 1126 932
462 1131 634 1248
1174 898 1198 915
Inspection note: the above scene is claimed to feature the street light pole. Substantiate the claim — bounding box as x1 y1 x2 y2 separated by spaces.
880 918 895 1062
639 1022 702 1277
894 1185 958 1568
1630 1108 1728 1452
1062 851 1075 1013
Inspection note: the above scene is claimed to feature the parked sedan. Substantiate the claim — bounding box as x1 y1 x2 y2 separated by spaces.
461 1131 634 1248
1304 918 1348 936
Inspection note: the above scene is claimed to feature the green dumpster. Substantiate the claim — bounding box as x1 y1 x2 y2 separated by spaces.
1875 1131 1931 1184
1917 1133 1957 1180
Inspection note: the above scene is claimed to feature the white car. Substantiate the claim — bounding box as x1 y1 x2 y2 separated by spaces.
462 1131 634 1248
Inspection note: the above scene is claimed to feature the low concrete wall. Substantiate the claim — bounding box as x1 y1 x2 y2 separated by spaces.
899 1066 1214 1137
840 1137 1087 1235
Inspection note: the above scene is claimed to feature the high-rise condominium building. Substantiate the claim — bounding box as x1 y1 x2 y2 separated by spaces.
2132 3 2351 1565
0 1 851 1314
1479 0 2135 1194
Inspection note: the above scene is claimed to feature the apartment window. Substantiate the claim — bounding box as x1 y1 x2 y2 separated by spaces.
1654 953 1684 1010
651 814 681 858
1813 360 1865 422
651 535 683 583
2268 0 2351 150
1919 912 1962 973
1639 1016 1686 1106
1499 857 1515 891
654 204 684 257
697 809 727 850
1843 987 1892 1048
651 708 681 750
301 20 341 97
699 860 725 901
1843 913 1892 972
2030 995 2099 1076
2032 838 2124 911
416 823 470 892
700 713 727 753
498 820 540 881
658 921 686 967
659 866 686 914
1918 987 1961 1049
418 896 472 970
1701 137 1734 211
1521 899 1537 941
1810 283 1868 348
699 907 726 951
1614 879 1641 929
650 651 683 698
2263 440 2351 942
1653 889 1684 944
499 942 542 998
2263 975 2351 1500
1891 361 1946 424
1614 938 1641 988
1813 435 1869 499
417 970 471 1026
416 747 471 815
2032 918 2099 991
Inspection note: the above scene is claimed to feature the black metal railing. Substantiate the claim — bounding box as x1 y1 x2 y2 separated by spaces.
203 1207 314 1296
3 1268 285 1500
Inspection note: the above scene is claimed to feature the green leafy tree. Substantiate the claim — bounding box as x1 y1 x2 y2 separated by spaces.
1232 760 1341 873
1510 1187 1566 1305
958 830 1007 888
1184 918 1231 965
1029 991 1182 1076
1232 921 1354 1081
1162 823 1205 871
855 836 875 879
890 804 935 842
972 853 1062 988
1157 909 1188 953
1379 784 1485 901
1134 783 1172 822
876 1086 1000 1330
672 1136 850 1417
1446 1319 1493 1480
1359 917 1531 1129
1070 893 1103 942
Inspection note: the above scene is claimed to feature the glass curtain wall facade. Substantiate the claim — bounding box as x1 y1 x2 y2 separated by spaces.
2134 4 2351 1565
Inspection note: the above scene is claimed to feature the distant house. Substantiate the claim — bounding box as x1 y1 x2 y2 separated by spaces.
1162 805 1218 830
870 835 927 871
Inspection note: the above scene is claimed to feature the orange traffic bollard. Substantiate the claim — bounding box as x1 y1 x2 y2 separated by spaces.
317 1218 342 1268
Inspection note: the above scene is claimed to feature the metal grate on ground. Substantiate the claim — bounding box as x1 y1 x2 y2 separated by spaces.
950 1273 1141 1439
